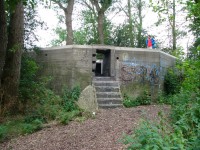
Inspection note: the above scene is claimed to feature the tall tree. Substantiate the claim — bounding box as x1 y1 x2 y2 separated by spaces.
81 9 98 44
186 0 200 58
136 0 144 48
114 0 146 47
24 1 44 48
150 0 178 50
89 0 112 44
51 0 75 45
0 0 7 87
77 1 99 44
172 0 176 50
127 0 134 47
186 0 200 37
1 1 24 113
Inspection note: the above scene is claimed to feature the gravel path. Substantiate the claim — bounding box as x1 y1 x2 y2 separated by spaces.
0 105 170 150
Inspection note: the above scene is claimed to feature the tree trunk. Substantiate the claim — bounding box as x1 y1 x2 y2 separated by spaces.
92 12 98 42
90 0 112 44
1 1 24 114
137 0 143 48
128 0 134 47
172 0 176 50
0 0 7 88
98 10 104 44
65 0 74 45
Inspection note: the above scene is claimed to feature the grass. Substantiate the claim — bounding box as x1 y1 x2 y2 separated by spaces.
0 116 42 142
0 109 94 142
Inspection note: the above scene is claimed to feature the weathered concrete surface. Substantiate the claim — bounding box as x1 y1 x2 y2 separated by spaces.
35 45 176 97
76 85 98 112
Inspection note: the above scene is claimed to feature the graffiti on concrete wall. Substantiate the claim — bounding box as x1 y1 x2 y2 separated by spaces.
120 58 163 85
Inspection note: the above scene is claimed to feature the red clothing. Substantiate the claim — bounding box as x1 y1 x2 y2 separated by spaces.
147 38 152 47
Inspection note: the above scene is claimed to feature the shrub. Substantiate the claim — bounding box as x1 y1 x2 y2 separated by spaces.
123 86 200 149
59 110 81 125
0 55 83 142
21 119 43 134
123 90 151 107
123 43 200 150
62 86 81 112
123 94 140 107
0 126 7 142
164 68 183 95
19 55 40 104
171 92 200 143
136 90 151 105
123 120 186 150
0 118 43 142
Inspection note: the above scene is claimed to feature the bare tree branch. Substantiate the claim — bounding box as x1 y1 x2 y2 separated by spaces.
52 0 66 11
81 0 94 11
90 0 100 12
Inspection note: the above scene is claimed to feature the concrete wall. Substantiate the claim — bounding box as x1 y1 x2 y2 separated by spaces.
35 45 176 94
113 47 176 100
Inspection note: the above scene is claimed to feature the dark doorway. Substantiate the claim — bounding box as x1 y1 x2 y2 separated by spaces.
95 49 111 76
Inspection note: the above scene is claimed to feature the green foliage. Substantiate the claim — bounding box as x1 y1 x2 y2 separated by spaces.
186 0 200 36
50 27 66 46
123 94 140 107
35 89 63 121
96 53 104 59
20 55 81 118
113 24 146 48
164 67 183 95
179 60 200 91
123 120 186 150
171 91 200 142
23 85 81 123
73 30 87 45
0 126 7 142
161 47 185 58
21 119 43 134
123 56 200 149
59 110 81 125
0 85 82 142
0 57 83 142
136 90 151 105
20 54 39 102
123 90 151 107
188 38 200 59
62 86 81 112
79 10 98 44
24 1 45 48
0 117 42 142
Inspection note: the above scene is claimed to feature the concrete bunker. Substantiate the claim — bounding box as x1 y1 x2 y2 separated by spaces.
94 49 111 77
34 45 177 97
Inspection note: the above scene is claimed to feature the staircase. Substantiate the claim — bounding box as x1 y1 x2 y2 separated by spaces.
93 77 123 109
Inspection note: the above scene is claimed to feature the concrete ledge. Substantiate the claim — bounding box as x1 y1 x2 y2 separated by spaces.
41 45 176 59
42 44 160 51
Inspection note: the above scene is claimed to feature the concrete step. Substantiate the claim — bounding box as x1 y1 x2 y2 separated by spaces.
98 104 123 109
93 81 119 87
95 86 120 92
97 98 122 104
93 77 122 109
96 92 121 98
93 77 115 81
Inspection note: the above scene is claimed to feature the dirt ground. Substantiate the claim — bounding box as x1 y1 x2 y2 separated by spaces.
0 105 170 150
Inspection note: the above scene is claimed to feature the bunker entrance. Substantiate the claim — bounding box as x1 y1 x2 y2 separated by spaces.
95 49 111 77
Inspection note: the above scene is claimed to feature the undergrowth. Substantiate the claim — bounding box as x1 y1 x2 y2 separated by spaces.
123 90 151 107
122 58 200 149
0 117 42 142
0 55 86 142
